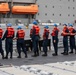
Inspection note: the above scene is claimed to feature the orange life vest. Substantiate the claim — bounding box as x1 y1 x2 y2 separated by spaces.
68 27 75 36
17 29 25 39
0 28 3 38
43 29 49 39
51 27 59 36
7 27 14 38
33 25 40 35
61 27 69 36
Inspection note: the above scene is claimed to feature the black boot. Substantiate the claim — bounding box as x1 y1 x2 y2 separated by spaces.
4 52 8 59
10 52 13 59
25 55 27 58
63 52 68 55
17 53 21 58
69 50 73 54
52 53 58 56
61 52 65 54
36 49 39 56
1 52 4 59
4 56 8 59
75 47 76 54
32 54 37 57
36 53 39 56
42 54 47 56
75 50 76 54
36 52 39 56
17 56 21 58
25 53 28 58
24 51 28 58
32 52 37 57
42 52 47 56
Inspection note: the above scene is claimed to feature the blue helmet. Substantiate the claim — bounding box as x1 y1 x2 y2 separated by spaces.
63 23 67 26
7 23 12 27
44 25 49 29
17 26 22 29
69 24 73 27
54 24 57 27
33 21 38 25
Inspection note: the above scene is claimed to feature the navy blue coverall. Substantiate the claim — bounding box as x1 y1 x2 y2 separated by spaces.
63 29 69 55
2 30 14 59
0 29 4 59
0 38 4 59
69 29 76 53
16 30 27 58
31 28 40 57
52 30 59 56
42 30 49 56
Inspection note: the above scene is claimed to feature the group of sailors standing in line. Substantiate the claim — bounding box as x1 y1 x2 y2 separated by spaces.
0 21 76 59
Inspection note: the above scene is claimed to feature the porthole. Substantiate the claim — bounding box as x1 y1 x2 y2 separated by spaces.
73 14 75 17
68 0 70 1
45 5 47 8
68 14 70 16
52 6 54 8
68 7 70 9
45 13 47 16
52 14 54 16
59 14 61 16
73 7 75 9
73 0 75 2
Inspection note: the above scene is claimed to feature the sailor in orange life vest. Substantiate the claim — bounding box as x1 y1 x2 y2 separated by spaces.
31 21 40 57
0 26 4 59
2 23 15 59
68 24 76 54
61 24 69 55
42 25 49 56
16 26 27 58
51 24 59 56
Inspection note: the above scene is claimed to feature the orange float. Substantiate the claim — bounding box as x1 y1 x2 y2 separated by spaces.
0 3 10 14
12 5 38 14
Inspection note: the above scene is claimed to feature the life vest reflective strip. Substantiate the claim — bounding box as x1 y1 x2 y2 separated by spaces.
7 27 14 38
0 28 3 38
17 29 25 39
